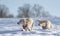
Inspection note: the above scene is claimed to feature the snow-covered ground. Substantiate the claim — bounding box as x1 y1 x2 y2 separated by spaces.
0 18 60 36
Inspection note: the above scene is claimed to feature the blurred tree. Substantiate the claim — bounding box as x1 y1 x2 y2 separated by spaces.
42 11 50 17
17 4 50 18
32 4 50 18
7 14 14 18
0 5 14 18
17 4 31 18
0 5 8 18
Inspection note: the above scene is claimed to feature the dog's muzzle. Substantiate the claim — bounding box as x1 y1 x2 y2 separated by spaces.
38 24 40 26
17 22 20 24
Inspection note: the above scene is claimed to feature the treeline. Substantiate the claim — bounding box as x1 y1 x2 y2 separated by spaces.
0 5 14 18
0 4 51 18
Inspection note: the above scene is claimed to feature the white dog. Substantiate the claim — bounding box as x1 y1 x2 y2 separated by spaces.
38 20 53 30
17 18 34 31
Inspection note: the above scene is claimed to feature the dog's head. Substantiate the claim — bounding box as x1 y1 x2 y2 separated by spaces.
38 20 47 27
17 19 24 25
17 20 20 24
17 19 27 25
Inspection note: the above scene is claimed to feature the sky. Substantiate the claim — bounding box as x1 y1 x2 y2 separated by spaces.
0 0 60 17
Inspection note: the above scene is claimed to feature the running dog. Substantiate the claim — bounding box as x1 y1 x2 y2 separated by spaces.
38 20 52 30
17 18 34 31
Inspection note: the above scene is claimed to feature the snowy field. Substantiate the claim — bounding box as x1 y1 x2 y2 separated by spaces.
0 18 60 36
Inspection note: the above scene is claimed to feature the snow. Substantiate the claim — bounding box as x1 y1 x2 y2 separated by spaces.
0 18 60 36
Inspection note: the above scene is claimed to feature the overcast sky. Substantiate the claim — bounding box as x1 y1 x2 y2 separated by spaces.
0 0 60 17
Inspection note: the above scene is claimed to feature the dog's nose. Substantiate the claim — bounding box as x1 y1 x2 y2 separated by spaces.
38 24 40 26
17 22 19 24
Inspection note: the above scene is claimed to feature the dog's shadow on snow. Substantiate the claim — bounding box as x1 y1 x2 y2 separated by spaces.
33 29 51 32
22 31 60 36
0 29 60 36
22 31 36 35
0 30 21 34
22 29 60 36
